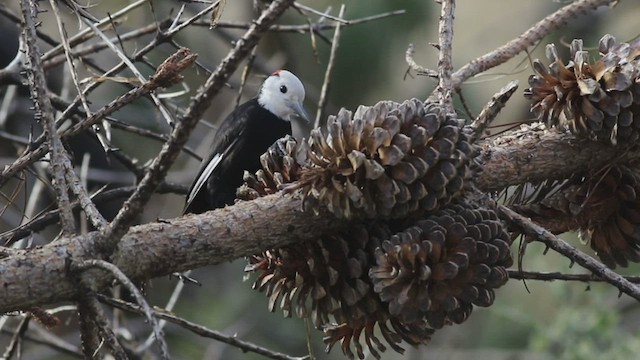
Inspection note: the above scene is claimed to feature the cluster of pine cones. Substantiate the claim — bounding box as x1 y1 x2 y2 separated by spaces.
523 34 640 268
240 99 513 358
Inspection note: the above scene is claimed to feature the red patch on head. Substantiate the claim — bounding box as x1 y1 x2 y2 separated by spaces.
272 70 282 76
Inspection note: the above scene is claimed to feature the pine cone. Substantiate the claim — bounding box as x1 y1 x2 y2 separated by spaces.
369 201 513 329
513 166 640 268
245 223 390 328
297 99 476 219
236 135 306 200
524 34 640 145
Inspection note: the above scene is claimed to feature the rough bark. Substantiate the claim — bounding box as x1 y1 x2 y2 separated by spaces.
0 193 344 313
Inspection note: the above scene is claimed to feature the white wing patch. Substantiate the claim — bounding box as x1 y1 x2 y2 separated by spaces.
186 152 223 206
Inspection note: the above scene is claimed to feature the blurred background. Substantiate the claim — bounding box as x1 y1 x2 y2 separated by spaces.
1 0 640 359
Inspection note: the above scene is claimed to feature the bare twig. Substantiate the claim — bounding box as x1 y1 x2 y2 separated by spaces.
76 297 104 358
314 4 345 129
508 270 640 284
192 10 406 32
77 291 128 360
451 0 618 88
135 271 190 354
48 0 92 118
436 0 455 112
405 43 438 78
470 80 519 139
98 295 308 360
1 314 30 359
20 0 75 236
0 50 196 189
0 182 187 246
41 0 148 61
62 157 108 230
498 205 640 301
0 325 83 358
74 259 169 359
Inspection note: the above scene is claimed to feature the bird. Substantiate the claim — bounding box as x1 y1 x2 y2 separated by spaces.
184 70 309 214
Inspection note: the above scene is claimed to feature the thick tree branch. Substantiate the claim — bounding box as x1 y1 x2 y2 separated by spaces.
1 122 640 313
475 125 639 192
0 193 344 313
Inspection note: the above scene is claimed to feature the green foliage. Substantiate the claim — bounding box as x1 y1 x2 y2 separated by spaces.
529 300 640 360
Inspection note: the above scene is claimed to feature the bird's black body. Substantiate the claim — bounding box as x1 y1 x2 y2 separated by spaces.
184 98 291 214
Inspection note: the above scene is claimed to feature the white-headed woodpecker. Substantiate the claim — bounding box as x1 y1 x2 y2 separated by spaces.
184 70 309 214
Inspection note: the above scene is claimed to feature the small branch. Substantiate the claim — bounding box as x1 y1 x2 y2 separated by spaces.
48 0 92 118
0 50 196 189
62 157 108 230
20 0 75 236
76 292 128 360
192 10 406 32
470 80 519 139
0 325 82 358
498 205 640 301
314 4 345 129
74 259 169 359
1 314 30 359
508 270 640 284
98 295 308 360
76 296 104 358
405 43 438 78
0 183 187 246
451 0 618 88
436 0 455 112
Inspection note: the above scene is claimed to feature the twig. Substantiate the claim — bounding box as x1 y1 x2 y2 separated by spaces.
498 205 640 301
436 0 455 112
508 270 640 284
97 0 297 254
136 271 190 354
314 4 345 129
79 15 176 128
405 43 438 78
470 80 519 139
192 10 406 32
41 0 147 61
0 326 82 358
20 0 75 236
98 295 308 360
1 314 30 359
62 157 108 230
77 291 128 360
0 50 196 189
451 0 618 88
0 182 187 246
294 2 347 23
234 48 257 108
76 296 103 358
48 0 92 118
74 259 169 359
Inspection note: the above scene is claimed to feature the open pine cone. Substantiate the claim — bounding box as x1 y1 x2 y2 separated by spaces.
524 34 640 145
296 99 476 219
236 135 306 200
369 201 513 329
513 165 640 268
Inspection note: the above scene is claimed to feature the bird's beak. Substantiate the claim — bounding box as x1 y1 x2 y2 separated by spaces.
288 100 310 124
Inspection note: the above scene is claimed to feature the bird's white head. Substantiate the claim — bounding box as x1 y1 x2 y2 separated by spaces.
258 70 309 123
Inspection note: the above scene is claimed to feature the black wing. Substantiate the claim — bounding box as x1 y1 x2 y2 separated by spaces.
183 100 254 214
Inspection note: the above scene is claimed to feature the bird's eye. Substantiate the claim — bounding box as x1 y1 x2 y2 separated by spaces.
279 85 288 94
